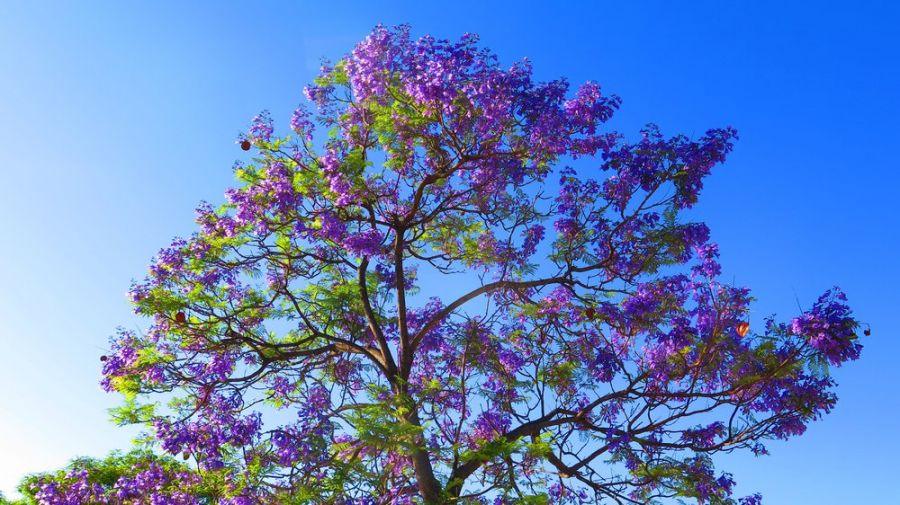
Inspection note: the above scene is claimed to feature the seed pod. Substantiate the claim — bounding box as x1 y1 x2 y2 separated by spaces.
736 321 750 337
240 140 251 151
175 311 187 324
100 355 108 362
584 307 596 319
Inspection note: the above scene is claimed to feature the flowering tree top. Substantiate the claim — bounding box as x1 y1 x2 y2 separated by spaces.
39 25 863 505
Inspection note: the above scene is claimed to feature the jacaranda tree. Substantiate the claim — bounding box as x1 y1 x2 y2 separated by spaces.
30 25 864 505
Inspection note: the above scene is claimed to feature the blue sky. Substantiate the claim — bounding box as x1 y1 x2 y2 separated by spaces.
0 1 897 503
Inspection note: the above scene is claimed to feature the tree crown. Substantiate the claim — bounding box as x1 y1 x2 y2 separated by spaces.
32 25 863 505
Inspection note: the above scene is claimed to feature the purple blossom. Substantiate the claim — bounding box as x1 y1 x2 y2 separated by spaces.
290 105 315 141
248 110 274 143
791 288 861 365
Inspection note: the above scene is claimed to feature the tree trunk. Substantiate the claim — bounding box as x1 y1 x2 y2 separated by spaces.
407 411 443 504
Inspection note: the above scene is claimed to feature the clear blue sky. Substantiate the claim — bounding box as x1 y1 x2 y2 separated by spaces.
0 1 897 503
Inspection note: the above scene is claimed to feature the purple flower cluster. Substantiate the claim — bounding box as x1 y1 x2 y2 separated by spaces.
791 288 861 365
247 110 274 143
318 148 356 206
289 104 315 142
471 410 511 444
29 456 204 505
154 393 262 470
601 124 738 212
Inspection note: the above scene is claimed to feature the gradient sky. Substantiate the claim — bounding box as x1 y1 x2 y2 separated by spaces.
1 1 897 503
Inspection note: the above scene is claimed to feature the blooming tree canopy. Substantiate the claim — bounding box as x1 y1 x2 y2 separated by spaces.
39 25 864 505
15 452 213 505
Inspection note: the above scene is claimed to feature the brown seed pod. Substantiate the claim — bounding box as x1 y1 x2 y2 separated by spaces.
240 140 251 151
175 311 187 324
100 355 108 362
584 307 596 319
736 321 750 337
